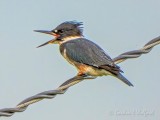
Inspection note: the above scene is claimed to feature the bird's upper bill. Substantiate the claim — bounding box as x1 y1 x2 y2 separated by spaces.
34 30 60 37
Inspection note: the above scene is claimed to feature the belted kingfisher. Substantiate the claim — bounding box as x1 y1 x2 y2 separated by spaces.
35 21 133 86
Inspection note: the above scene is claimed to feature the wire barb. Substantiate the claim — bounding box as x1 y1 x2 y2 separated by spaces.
0 36 160 117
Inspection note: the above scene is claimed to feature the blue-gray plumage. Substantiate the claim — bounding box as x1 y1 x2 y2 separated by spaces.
35 21 133 86
60 38 114 67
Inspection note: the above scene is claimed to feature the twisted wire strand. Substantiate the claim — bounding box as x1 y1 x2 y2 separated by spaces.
0 36 160 117
113 36 160 64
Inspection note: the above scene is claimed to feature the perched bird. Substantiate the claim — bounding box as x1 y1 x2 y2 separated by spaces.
35 21 133 86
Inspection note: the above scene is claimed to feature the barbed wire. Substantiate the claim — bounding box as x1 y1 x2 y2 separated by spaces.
0 36 160 117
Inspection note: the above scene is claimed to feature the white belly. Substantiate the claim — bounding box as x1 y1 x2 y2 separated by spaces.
83 66 112 76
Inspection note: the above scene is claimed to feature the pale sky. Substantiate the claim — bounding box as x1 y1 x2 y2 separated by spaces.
0 0 160 120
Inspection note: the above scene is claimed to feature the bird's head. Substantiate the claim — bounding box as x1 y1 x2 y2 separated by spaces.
35 21 83 48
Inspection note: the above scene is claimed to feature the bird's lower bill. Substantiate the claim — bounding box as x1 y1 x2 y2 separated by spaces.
37 39 58 48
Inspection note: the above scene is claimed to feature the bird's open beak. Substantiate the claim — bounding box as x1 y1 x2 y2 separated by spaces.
34 30 59 48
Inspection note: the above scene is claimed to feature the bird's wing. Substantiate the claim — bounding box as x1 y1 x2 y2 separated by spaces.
61 38 118 69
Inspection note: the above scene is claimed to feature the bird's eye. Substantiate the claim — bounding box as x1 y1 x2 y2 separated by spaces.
58 29 64 33
52 29 63 34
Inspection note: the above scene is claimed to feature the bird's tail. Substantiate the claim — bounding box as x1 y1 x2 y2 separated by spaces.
115 73 134 87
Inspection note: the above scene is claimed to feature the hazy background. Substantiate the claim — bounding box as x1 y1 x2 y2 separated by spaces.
0 0 160 120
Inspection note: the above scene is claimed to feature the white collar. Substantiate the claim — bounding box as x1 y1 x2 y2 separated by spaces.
60 36 83 44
